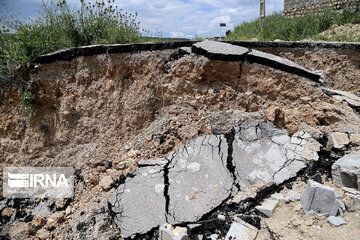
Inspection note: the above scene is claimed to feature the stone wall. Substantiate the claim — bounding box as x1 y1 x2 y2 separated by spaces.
283 0 359 17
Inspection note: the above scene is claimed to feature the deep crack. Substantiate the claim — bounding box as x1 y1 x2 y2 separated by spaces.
224 128 241 191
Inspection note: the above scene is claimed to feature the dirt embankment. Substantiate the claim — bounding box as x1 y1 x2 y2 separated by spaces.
0 42 359 239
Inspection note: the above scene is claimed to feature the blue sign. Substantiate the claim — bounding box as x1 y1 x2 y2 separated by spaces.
220 23 226 27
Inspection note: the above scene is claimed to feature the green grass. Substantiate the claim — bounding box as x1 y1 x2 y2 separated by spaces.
0 0 144 95
227 6 360 42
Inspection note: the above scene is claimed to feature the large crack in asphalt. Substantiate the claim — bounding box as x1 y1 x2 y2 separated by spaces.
108 126 351 239
224 128 241 192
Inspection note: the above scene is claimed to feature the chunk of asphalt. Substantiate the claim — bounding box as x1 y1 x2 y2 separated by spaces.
246 49 323 83
332 152 360 190
159 224 190 240
225 216 258 240
191 40 249 61
322 88 360 110
300 180 341 216
255 199 279 218
167 135 234 224
327 216 347 226
108 163 167 238
231 122 320 189
178 47 192 55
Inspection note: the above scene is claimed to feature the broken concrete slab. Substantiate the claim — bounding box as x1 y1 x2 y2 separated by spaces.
255 199 279 217
300 180 340 216
159 224 189 240
178 47 192 55
332 152 360 190
327 216 347 226
329 132 350 149
109 120 321 238
322 88 360 112
192 40 249 61
108 162 167 238
167 135 234 224
208 110 266 135
231 123 320 188
246 49 323 83
225 216 258 240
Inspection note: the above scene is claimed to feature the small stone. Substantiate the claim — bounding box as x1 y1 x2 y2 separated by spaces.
1 207 15 217
285 191 301 202
255 199 279 217
36 229 51 239
217 214 226 221
31 215 46 230
9 222 30 239
99 175 114 191
271 193 285 201
209 234 218 240
329 132 350 149
87 175 99 185
344 194 360 212
32 202 51 217
350 134 360 145
159 224 189 240
225 217 258 240
45 211 65 230
327 216 347 226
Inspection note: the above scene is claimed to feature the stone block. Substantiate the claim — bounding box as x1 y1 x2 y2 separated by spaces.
332 152 360 190
300 180 340 216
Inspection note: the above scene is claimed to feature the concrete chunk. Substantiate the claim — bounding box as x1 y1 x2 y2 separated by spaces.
322 88 360 111
108 163 167 238
167 135 233 224
159 224 189 240
225 217 258 240
327 216 347 226
192 40 249 61
329 132 350 149
332 152 360 190
255 199 279 217
247 50 322 83
300 180 340 216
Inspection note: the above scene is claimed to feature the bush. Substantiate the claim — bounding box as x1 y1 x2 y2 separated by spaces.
0 0 142 93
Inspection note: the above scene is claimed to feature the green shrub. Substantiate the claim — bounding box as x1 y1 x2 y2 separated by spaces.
0 0 143 92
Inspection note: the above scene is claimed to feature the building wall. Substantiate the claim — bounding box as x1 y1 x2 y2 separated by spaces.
283 0 358 17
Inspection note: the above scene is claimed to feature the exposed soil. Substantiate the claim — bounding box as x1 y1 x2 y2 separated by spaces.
0 43 360 239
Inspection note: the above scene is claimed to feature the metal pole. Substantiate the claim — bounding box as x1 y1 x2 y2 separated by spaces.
260 0 266 31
